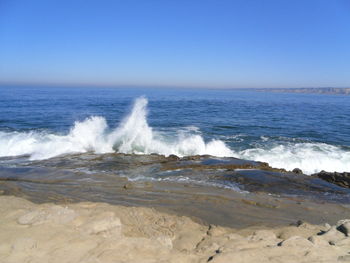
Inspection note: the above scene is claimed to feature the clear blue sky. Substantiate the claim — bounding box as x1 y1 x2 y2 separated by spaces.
0 0 349 88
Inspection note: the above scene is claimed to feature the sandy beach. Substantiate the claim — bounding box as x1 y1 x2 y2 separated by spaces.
0 195 349 263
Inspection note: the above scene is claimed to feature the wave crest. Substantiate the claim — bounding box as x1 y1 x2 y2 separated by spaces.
237 143 350 175
0 97 233 160
0 97 349 174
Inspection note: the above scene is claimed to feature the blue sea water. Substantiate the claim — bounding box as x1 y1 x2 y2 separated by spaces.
0 85 350 174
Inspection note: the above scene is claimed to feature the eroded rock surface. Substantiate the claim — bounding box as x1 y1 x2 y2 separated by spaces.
313 171 350 188
0 196 350 263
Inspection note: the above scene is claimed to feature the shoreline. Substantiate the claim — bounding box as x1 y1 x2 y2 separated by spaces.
0 195 349 263
2 174 350 229
1 153 349 229
1 153 350 262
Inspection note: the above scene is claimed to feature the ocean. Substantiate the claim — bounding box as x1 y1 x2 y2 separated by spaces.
0 85 349 208
1 86 350 173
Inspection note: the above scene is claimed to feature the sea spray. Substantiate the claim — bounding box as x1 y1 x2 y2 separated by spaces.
0 97 350 174
237 143 350 175
108 97 163 154
108 97 235 156
0 117 113 160
0 97 234 160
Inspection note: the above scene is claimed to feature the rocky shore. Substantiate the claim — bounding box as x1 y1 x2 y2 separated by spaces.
0 196 350 263
312 171 350 189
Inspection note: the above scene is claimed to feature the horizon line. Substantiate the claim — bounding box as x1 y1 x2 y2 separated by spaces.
0 81 349 90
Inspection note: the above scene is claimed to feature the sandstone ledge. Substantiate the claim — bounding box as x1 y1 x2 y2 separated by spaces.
0 196 349 263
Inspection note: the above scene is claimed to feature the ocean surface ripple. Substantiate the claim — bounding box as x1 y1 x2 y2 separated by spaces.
0 87 350 175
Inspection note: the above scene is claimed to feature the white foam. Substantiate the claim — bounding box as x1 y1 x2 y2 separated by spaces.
1 97 349 174
0 116 113 160
236 143 350 175
0 97 233 160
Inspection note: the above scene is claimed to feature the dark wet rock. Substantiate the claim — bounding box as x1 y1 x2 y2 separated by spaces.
160 156 288 173
167 154 180 161
312 171 350 188
221 169 349 199
292 168 303 174
182 155 212 161
314 219 350 246
336 219 350 237
2 152 350 206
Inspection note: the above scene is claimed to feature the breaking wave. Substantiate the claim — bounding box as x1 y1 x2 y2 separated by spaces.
0 97 349 174
0 97 233 160
236 143 350 175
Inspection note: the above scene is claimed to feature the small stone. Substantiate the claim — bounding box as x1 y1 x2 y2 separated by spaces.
336 219 350 236
292 168 303 174
319 226 346 243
